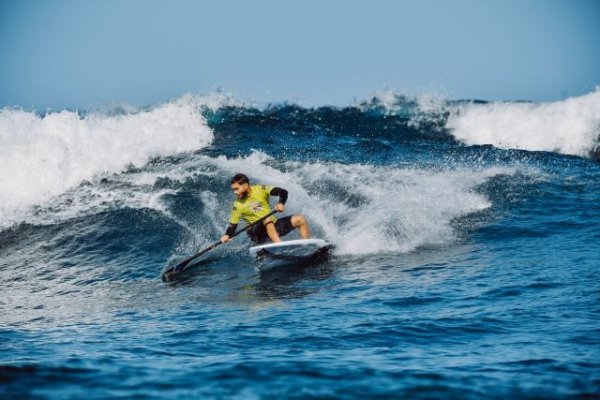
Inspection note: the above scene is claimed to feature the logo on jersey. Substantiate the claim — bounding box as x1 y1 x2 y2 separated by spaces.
249 201 262 212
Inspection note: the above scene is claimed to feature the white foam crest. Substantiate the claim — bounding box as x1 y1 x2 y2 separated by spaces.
1 178 181 230
0 96 213 225
0 152 226 230
446 88 600 158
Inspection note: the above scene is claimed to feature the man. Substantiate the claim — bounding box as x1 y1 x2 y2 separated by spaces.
220 173 311 244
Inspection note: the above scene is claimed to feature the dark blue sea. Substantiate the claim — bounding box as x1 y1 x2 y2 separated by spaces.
1 91 599 398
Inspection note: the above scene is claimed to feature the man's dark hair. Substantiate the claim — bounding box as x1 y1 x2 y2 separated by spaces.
231 173 249 185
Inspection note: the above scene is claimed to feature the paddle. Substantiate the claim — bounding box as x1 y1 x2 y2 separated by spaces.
161 210 278 282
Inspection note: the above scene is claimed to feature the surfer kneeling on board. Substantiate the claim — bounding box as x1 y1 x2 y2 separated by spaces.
220 173 311 244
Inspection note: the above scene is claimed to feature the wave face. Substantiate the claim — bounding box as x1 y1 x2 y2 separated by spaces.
1 91 599 398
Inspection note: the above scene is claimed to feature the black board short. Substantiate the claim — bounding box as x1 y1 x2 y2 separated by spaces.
247 215 294 244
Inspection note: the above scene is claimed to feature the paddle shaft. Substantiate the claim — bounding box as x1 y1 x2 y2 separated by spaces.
167 210 278 275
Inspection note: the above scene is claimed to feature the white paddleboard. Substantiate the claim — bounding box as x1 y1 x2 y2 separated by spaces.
249 238 331 272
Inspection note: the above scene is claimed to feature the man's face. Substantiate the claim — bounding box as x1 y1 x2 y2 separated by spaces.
231 182 249 199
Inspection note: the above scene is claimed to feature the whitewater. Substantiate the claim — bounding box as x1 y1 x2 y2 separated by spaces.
1 90 599 398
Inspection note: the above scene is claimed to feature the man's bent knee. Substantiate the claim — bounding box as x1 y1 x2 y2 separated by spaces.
292 214 306 227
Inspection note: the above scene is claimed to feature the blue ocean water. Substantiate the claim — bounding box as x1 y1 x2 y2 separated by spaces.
1 91 599 398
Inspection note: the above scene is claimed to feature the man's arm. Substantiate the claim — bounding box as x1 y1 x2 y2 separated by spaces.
221 204 241 243
270 187 288 212
221 223 238 243
225 223 237 237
